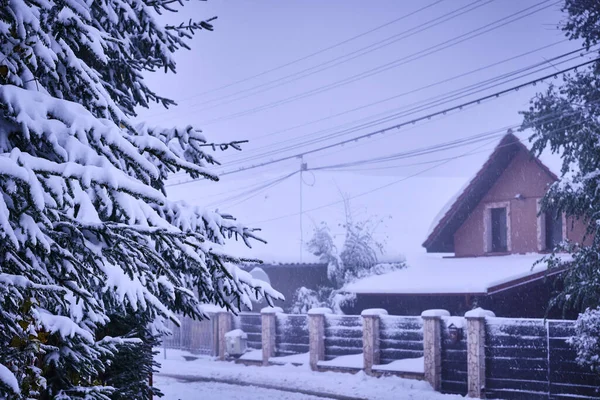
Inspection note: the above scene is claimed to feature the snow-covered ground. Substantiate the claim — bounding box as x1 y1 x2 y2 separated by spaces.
156 376 326 400
155 349 464 400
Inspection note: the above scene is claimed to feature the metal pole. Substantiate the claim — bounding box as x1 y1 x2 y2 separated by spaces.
300 156 303 262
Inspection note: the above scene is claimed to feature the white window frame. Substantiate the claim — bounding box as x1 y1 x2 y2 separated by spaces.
483 201 511 253
537 198 567 251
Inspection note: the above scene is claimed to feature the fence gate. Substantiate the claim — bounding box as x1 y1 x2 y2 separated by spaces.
162 315 216 356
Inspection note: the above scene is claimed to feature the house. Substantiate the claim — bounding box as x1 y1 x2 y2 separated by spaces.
342 132 588 318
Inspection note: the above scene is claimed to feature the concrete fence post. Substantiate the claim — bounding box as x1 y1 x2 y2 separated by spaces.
361 308 388 374
465 308 495 398
261 307 282 365
308 308 332 371
421 309 449 391
217 311 232 361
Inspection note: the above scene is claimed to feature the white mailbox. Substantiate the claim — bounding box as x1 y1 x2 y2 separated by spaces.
225 329 248 356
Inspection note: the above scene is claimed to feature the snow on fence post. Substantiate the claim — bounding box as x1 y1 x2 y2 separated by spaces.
261 307 282 365
465 308 494 399
217 312 232 361
421 309 449 392
361 308 388 374
308 308 332 371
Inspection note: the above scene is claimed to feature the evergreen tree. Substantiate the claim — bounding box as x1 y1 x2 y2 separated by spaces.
521 0 600 312
0 1 280 399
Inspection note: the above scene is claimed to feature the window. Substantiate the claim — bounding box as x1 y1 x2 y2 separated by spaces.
484 201 511 253
491 207 508 252
545 211 563 250
536 199 566 252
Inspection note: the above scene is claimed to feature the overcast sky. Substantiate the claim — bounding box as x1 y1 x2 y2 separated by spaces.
135 0 586 262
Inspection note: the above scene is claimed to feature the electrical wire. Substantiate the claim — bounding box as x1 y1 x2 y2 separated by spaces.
308 130 509 171
248 138 503 225
216 171 299 210
236 39 568 144
219 46 589 167
172 0 446 102
189 102 599 210
194 0 559 126
213 57 598 176
166 53 598 187
186 129 507 203
182 0 493 111
245 120 576 226
204 170 299 208
168 169 299 201
166 56 596 187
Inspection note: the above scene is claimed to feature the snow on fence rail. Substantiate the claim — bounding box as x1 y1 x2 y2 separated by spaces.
275 314 309 357
485 317 600 400
323 314 363 361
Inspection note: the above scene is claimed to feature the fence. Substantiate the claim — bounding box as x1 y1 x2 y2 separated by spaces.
324 314 363 361
275 314 309 357
440 317 468 395
485 318 600 400
236 312 262 350
162 315 216 356
379 315 423 364
187 308 599 399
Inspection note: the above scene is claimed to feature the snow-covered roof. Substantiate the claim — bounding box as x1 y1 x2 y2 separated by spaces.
343 253 568 295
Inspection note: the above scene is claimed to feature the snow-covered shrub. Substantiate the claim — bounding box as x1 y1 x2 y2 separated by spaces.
306 223 343 286
569 308 600 373
329 291 357 315
291 287 325 314
300 198 405 314
307 198 402 287
291 286 356 315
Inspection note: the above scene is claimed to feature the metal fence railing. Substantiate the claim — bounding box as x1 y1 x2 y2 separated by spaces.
161 315 216 356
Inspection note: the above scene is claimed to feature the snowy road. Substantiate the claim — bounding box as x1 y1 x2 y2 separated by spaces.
155 350 464 400
156 376 327 399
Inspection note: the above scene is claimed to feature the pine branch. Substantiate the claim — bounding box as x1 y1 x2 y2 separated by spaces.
165 17 217 37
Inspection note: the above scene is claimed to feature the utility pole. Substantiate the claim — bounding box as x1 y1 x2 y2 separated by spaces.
299 156 308 262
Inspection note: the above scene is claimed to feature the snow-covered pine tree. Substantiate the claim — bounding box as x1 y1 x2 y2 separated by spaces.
522 0 600 375
0 1 280 399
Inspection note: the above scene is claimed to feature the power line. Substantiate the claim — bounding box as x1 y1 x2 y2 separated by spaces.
213 57 598 176
308 130 510 171
208 170 299 209
184 128 507 203
181 0 492 112
166 54 597 188
174 169 297 202
249 137 501 225
231 39 567 145
171 0 446 103
166 55 597 187
191 100 599 210
219 46 587 167
245 118 582 226
194 0 558 126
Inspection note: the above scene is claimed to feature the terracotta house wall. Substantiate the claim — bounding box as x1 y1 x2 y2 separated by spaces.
566 216 592 246
454 150 555 257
